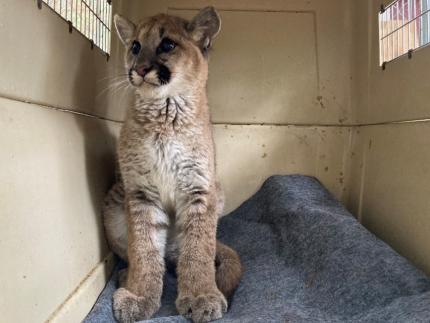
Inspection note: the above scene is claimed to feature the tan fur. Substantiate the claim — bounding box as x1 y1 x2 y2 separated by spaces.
103 7 242 323
215 241 242 300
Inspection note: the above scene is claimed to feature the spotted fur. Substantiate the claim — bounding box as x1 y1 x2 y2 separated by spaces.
103 7 242 323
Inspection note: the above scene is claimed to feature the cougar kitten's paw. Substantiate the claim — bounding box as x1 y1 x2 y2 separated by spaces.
176 290 227 323
193 292 228 323
176 294 195 319
113 288 159 323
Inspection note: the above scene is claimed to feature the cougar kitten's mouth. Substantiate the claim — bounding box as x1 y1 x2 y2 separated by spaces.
128 65 171 87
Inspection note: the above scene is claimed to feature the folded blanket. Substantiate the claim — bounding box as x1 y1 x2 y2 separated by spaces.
84 175 430 323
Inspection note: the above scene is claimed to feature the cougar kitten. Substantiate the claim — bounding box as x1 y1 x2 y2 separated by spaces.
103 7 242 323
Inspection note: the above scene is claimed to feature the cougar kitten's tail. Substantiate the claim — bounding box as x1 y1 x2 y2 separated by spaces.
215 241 242 300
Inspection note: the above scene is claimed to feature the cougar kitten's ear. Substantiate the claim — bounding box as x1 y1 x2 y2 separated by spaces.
114 14 136 45
187 6 221 52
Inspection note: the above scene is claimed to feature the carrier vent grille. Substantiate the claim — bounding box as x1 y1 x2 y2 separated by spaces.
379 0 430 65
42 0 112 55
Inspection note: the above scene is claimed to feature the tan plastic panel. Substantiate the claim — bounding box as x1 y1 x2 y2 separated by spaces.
122 0 355 125
214 125 352 213
172 9 319 124
0 97 119 322
347 123 430 274
49 254 116 323
0 0 127 122
345 0 430 276
0 0 356 124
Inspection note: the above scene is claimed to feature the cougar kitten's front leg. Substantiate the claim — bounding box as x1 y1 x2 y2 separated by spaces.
176 192 227 323
113 194 167 323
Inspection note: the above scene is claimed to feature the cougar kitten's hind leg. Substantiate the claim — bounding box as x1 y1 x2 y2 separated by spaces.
103 182 128 261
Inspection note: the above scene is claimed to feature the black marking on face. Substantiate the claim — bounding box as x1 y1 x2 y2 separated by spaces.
159 27 165 39
157 64 171 85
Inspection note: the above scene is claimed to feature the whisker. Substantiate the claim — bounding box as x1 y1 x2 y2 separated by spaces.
97 79 130 98
97 74 128 83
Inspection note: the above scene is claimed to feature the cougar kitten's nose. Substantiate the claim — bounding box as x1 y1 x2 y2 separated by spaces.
135 66 152 77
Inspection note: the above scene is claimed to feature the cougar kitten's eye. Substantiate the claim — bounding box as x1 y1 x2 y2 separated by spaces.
157 38 176 54
131 41 141 55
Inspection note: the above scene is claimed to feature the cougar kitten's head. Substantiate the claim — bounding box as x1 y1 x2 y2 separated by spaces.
114 7 221 99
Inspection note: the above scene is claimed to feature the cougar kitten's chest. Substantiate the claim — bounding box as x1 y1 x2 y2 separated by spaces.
146 134 184 214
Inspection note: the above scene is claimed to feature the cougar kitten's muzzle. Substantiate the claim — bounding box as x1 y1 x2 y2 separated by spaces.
128 64 171 87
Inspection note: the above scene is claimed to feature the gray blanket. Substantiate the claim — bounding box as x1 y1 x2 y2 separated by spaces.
84 175 430 323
